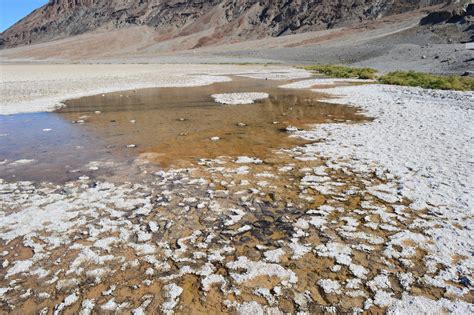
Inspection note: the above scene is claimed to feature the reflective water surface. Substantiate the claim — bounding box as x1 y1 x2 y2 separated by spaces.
0 77 367 182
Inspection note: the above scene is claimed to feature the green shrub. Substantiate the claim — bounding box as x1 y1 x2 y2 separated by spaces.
303 64 378 80
380 71 474 91
303 65 473 91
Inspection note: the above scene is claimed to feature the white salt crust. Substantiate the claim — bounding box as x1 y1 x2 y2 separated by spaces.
281 80 474 312
211 92 269 105
1 73 473 314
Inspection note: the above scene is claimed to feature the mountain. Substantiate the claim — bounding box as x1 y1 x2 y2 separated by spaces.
0 0 449 49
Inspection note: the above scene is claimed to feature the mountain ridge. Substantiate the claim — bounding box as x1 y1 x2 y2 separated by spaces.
1 0 449 49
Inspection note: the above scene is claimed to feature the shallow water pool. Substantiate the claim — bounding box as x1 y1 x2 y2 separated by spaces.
0 77 366 182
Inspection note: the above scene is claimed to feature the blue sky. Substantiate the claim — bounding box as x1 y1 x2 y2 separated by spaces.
0 0 47 32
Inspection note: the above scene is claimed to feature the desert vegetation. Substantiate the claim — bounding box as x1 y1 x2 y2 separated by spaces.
305 65 474 91
303 64 378 79
379 71 474 91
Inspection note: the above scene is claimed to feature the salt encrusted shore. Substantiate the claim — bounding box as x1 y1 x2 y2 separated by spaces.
293 82 474 216
283 80 474 312
0 64 310 115
211 92 269 105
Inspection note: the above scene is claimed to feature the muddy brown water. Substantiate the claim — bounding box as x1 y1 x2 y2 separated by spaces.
0 77 367 182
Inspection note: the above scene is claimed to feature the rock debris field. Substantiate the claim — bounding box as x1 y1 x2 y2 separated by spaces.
0 65 473 314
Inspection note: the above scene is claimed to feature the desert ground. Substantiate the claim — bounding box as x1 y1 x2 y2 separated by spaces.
0 61 473 314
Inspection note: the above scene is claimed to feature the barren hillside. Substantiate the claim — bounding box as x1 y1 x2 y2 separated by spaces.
1 0 447 48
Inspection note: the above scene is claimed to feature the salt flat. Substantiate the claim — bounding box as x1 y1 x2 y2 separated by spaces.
0 65 472 314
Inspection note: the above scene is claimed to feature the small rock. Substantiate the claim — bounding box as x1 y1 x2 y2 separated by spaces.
94 111 101 114
421 55 427 59
130 120 136 124
127 144 137 148
459 276 471 287
210 137 220 141
237 122 247 127
178 118 186 121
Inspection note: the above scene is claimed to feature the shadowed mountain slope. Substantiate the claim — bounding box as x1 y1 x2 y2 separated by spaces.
1 0 448 48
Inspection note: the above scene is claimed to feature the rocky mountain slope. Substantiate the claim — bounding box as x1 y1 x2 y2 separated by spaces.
1 0 449 48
